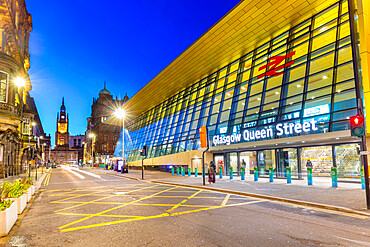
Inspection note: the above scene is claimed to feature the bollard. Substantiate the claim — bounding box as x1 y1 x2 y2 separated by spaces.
195 168 198 177
361 168 365 189
254 167 258 181
177 167 180 176
219 166 223 179
269 167 274 182
286 167 291 184
181 167 185 176
188 168 191 177
241 167 245 180
172 167 174 176
307 167 313 186
331 167 337 188
230 167 233 179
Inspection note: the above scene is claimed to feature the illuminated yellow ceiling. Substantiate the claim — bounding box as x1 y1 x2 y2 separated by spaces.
124 0 339 121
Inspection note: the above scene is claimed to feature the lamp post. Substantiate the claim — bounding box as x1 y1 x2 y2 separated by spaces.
14 77 25 175
114 108 125 172
28 122 36 178
88 133 95 167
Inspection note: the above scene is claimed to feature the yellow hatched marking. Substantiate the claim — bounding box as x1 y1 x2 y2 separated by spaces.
59 185 175 229
60 200 266 232
57 213 142 218
221 194 231 206
54 184 159 213
61 213 170 232
167 190 202 213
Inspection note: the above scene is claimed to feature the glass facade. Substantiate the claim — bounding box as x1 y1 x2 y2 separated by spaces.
122 1 358 164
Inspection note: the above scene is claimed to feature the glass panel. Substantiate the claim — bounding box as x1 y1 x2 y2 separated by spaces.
333 89 356 111
311 28 337 52
247 94 262 109
288 63 306 82
337 45 352 65
250 81 264 96
335 144 361 179
285 80 304 97
276 148 298 178
257 150 276 177
310 52 335 75
301 146 333 175
307 70 333 91
336 63 354 83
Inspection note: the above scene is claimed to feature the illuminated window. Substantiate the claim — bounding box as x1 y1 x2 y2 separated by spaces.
0 72 8 102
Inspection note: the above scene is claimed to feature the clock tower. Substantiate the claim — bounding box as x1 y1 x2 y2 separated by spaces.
55 97 69 148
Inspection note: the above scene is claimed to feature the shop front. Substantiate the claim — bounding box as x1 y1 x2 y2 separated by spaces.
212 142 361 181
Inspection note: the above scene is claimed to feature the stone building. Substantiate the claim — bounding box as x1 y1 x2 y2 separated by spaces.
85 83 128 164
0 0 41 178
50 98 78 165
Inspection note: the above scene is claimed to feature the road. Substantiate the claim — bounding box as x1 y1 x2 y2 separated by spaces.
3 166 370 247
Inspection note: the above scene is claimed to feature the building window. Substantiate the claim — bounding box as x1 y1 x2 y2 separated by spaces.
0 72 8 102
23 118 30 135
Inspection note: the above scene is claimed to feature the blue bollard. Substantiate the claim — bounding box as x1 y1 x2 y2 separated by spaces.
361 168 365 189
269 168 274 182
172 167 174 176
177 167 180 176
182 168 185 176
254 167 258 181
331 167 337 188
230 167 233 179
219 167 223 179
286 167 291 184
195 168 198 177
307 167 313 186
188 168 191 177
241 167 245 180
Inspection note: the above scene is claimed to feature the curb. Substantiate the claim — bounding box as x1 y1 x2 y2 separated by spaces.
89 168 370 217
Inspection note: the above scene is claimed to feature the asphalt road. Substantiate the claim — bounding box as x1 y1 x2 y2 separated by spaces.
3 166 370 247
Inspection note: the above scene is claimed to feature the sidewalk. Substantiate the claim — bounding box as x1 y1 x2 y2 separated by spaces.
0 167 49 190
91 167 370 215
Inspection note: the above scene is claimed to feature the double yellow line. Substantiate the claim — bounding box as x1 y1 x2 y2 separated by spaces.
43 170 52 186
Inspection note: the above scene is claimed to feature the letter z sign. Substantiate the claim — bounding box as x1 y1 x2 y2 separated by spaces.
257 51 296 79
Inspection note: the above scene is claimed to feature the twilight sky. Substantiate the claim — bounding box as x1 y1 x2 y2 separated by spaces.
26 0 240 145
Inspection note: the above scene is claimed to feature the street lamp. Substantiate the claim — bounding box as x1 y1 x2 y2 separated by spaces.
14 77 25 88
88 133 95 166
114 108 125 172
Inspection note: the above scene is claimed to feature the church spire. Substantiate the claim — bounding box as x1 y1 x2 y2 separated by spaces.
62 97 64 106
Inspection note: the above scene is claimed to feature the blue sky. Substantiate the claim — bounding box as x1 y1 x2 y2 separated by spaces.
27 0 240 145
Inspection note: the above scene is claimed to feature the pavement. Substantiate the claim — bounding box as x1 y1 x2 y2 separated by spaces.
0 167 50 191
89 167 370 216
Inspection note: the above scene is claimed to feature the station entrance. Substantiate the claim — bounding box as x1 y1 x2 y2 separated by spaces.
213 143 361 180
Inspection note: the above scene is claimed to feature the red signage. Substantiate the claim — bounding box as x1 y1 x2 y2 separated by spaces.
257 51 296 79
199 126 208 148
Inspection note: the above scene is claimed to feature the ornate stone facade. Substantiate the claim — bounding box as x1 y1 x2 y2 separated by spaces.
86 83 128 164
0 0 34 178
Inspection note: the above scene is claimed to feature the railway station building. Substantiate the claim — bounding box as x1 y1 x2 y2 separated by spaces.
117 0 370 180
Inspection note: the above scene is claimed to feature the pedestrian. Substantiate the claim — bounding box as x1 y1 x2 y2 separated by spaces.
241 159 246 169
306 159 313 169
210 161 216 183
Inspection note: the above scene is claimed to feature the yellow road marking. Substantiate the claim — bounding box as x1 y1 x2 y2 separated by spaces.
221 194 231 206
57 213 142 218
61 213 170 232
59 185 172 229
167 190 203 213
